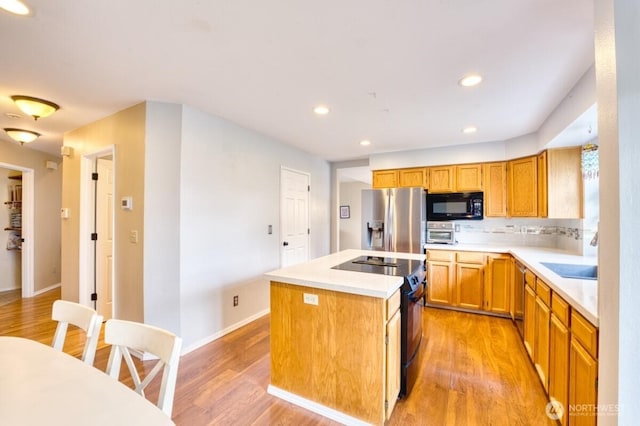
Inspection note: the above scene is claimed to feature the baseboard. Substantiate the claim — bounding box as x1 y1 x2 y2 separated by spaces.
34 283 61 296
181 308 270 355
267 385 371 426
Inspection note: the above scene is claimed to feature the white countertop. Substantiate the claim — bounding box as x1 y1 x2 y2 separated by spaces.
425 243 598 326
265 249 426 299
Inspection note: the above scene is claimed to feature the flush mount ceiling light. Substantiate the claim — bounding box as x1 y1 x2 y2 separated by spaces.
11 95 59 120
4 128 40 145
359 140 371 146
0 0 31 15
462 126 478 134
458 74 483 87
313 105 330 115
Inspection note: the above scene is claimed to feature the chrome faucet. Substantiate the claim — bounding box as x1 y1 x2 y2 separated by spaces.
590 231 598 247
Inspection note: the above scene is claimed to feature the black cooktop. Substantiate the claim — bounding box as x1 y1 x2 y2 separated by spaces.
331 255 423 278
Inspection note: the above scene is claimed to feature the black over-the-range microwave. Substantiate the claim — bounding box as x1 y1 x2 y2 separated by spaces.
426 192 484 221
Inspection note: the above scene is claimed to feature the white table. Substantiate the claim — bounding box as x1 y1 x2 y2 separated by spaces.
0 336 174 425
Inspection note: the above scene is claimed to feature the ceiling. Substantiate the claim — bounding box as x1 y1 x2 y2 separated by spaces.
0 1 594 162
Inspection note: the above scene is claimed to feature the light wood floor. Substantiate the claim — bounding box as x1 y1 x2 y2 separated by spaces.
0 289 555 425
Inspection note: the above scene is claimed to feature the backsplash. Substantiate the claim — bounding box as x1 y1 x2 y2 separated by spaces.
451 218 586 253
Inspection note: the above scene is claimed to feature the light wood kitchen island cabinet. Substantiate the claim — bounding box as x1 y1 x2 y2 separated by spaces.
270 282 400 425
265 249 425 425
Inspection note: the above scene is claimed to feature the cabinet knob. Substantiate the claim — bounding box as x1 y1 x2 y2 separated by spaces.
283 241 289 246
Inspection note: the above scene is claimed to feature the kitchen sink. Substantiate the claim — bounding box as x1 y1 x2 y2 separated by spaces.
540 262 598 280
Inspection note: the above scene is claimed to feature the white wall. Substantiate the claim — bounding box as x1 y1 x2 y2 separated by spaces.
178 105 331 349
338 181 369 250
143 102 183 332
596 0 640 423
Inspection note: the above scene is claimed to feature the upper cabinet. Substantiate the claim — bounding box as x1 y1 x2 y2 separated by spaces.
372 170 399 188
370 147 583 218
508 156 538 217
428 166 455 193
398 167 427 188
484 162 508 217
542 147 583 219
455 163 483 192
428 163 482 193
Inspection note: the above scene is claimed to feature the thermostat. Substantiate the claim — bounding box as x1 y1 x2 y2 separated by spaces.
121 196 133 210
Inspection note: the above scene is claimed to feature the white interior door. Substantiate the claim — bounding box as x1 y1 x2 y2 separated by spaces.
96 158 114 320
280 168 310 267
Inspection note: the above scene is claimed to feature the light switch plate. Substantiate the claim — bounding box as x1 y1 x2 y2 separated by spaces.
303 293 319 305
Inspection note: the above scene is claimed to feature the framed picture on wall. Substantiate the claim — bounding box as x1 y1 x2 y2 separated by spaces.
340 205 350 219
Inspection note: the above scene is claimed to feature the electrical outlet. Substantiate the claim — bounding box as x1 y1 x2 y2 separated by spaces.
303 293 319 306
233 295 239 307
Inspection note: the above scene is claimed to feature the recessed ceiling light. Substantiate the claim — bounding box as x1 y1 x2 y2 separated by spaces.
0 0 31 16
313 105 330 115
462 126 478 134
359 140 371 146
458 74 483 87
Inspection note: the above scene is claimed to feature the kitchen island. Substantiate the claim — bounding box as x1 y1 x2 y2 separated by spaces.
265 249 425 426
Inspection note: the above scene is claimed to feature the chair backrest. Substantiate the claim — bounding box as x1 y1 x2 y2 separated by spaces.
51 299 103 366
104 319 182 417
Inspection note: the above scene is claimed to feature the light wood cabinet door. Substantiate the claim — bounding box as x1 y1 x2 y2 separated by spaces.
534 296 551 391
523 284 536 360
547 147 583 219
483 162 508 217
549 313 570 426
537 151 548 217
456 163 483 191
484 254 511 314
569 338 598 426
428 166 455 193
398 167 427 188
427 260 455 305
508 156 538 217
456 263 484 310
372 170 398 188
385 308 401 420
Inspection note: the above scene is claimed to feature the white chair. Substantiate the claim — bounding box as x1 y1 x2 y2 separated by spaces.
104 319 182 417
51 299 103 366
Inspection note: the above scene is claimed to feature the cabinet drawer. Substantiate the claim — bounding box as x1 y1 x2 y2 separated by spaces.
427 250 454 262
536 279 551 306
571 310 598 358
551 292 570 326
524 270 536 290
387 289 401 320
456 251 485 264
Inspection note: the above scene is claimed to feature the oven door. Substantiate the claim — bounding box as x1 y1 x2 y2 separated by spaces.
400 280 425 397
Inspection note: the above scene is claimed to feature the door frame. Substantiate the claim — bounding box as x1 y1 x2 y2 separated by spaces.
0 162 34 297
78 146 115 308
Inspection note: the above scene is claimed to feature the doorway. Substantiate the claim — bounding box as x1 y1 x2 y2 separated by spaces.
0 162 34 298
280 167 310 267
79 147 114 318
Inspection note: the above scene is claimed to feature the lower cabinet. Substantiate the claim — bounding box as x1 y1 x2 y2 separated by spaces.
549 313 570 426
455 252 485 310
484 254 511 314
426 250 510 315
385 291 402 420
523 283 536 359
534 293 551 391
520 270 599 426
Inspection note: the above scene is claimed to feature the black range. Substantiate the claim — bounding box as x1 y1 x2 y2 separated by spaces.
331 255 426 398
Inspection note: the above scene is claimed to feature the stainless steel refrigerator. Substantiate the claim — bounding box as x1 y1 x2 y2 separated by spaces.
361 187 426 253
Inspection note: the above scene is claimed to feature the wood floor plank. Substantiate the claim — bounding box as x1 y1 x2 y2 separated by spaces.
0 289 554 425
